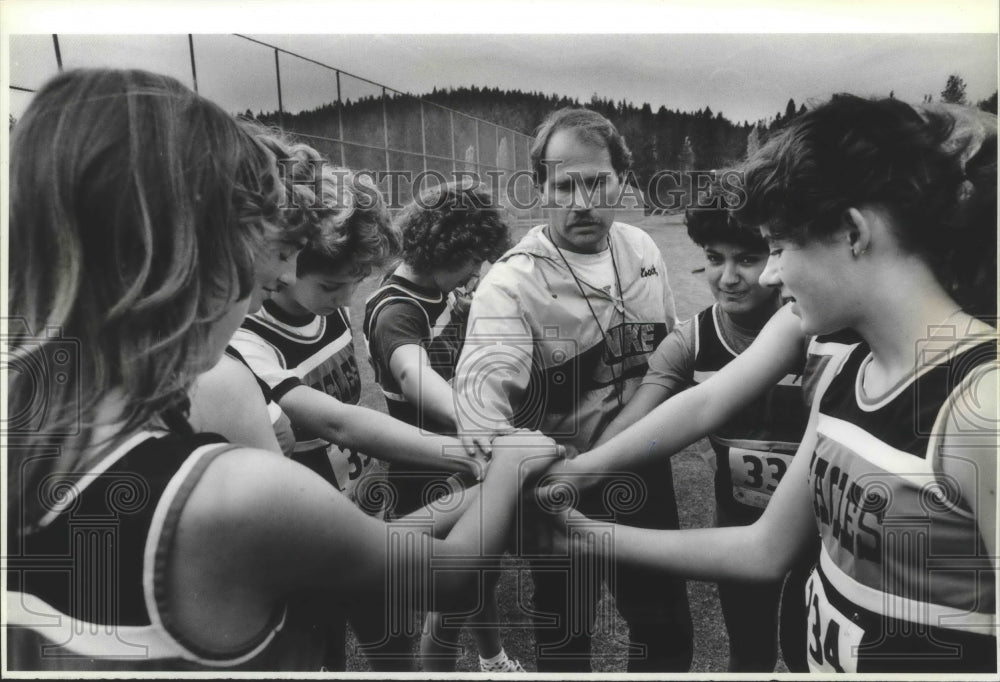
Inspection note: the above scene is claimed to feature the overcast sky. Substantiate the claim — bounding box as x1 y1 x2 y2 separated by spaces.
4 2 999 128
244 33 998 125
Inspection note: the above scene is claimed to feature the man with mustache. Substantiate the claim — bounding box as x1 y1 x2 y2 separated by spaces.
453 107 691 672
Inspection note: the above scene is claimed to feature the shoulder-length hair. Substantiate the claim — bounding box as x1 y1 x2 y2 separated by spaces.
9 68 281 527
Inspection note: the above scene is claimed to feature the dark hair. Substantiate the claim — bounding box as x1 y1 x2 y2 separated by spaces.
736 94 997 319
686 177 764 251
530 107 633 185
292 165 399 277
397 182 512 274
929 105 997 320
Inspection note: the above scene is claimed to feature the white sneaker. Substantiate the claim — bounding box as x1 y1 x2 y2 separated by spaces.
480 656 526 673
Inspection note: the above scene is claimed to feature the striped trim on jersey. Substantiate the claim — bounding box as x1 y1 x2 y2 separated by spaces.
239 303 359 450
226 345 287 430
362 275 469 436
236 302 373 496
240 305 356 400
809 338 997 629
804 551 996 673
7 433 285 667
802 329 864 406
362 276 449 397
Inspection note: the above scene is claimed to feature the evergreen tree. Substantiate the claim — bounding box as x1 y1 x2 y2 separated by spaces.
978 91 998 114
770 110 784 130
941 74 968 105
259 85 778 193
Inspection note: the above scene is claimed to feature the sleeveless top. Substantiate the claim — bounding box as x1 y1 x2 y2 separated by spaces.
362 272 467 433
691 305 809 518
804 337 997 673
5 431 323 671
233 301 374 497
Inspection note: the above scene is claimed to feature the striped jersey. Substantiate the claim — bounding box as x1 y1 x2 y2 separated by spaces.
362 273 467 433
5 432 324 671
230 300 375 498
804 336 997 673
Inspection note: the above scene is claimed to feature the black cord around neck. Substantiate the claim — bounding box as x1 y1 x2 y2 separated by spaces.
546 228 627 409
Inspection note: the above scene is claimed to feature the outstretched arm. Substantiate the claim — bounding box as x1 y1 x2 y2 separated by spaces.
389 343 459 430
230 323 480 477
174 432 561 627
594 383 673 446
594 322 696 446
556 304 804 479
565 403 820 583
279 385 479 478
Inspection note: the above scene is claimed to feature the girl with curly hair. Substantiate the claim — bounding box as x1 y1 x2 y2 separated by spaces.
364 181 513 511
363 181 517 672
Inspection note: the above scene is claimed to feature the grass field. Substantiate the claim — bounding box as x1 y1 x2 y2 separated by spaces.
342 213 790 673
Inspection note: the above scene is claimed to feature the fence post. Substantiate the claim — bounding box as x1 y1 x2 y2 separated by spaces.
419 100 428 174
449 110 456 175
274 48 284 128
222 34 534 201
382 86 390 177
336 70 346 167
52 34 63 71
188 35 198 93
475 118 481 170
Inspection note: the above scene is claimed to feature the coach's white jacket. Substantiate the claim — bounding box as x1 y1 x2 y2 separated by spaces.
454 222 677 453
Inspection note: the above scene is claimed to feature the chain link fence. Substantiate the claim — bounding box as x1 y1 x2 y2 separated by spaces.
9 34 544 223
